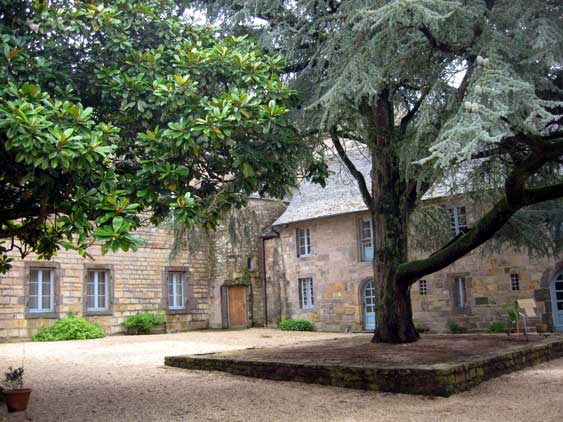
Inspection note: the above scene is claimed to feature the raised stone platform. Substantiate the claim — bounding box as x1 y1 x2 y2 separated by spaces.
165 334 563 397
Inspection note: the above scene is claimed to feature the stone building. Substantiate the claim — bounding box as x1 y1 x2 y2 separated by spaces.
0 197 286 340
262 152 563 333
3 152 563 340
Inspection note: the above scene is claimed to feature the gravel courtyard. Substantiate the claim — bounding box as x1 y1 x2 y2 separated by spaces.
1 329 562 422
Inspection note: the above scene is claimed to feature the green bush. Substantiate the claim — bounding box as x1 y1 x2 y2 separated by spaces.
414 321 430 334
123 312 166 334
487 321 507 333
279 319 313 331
447 319 467 334
32 314 105 341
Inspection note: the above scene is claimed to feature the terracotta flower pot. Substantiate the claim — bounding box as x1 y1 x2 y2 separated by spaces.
4 388 32 412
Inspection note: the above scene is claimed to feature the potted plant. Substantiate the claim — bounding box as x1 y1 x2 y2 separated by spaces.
2 367 32 412
122 312 166 335
504 302 523 334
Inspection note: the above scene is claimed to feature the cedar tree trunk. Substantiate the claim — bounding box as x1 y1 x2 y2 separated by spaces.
369 94 419 343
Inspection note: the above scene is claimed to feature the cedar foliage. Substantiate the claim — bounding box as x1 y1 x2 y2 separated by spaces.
196 0 563 342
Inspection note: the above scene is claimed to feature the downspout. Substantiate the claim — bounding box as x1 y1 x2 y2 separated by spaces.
260 228 279 328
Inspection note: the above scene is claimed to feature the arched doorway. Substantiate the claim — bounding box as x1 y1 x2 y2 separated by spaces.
550 271 563 331
362 280 376 331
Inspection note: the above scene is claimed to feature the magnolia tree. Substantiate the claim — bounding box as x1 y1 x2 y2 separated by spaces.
197 0 563 342
0 1 319 273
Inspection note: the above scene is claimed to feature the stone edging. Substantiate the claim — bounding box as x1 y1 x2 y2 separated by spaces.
164 336 563 397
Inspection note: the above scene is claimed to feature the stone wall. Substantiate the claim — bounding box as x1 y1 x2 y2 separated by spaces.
208 198 287 328
0 225 210 340
0 198 287 340
264 211 562 332
265 213 373 331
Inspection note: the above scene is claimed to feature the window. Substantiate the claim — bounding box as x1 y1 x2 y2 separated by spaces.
29 268 54 313
359 218 374 262
447 206 468 236
419 279 428 296
510 273 520 291
296 228 311 257
550 222 563 242
299 277 314 309
168 271 185 310
247 257 255 272
86 270 110 312
453 277 467 309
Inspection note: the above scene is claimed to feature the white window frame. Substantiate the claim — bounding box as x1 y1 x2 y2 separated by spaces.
86 270 110 312
168 271 185 310
297 228 311 257
454 277 466 309
299 277 314 309
446 205 468 236
359 218 374 262
419 279 428 296
510 273 520 291
29 269 54 313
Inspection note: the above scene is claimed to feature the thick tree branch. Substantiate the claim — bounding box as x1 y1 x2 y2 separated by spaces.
0 207 44 221
419 22 482 56
399 179 563 282
399 88 429 134
330 127 373 210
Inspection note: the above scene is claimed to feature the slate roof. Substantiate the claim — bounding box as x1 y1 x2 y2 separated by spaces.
273 147 465 226
273 148 371 226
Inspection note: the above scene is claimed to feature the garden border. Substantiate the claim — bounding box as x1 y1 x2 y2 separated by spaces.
165 335 563 397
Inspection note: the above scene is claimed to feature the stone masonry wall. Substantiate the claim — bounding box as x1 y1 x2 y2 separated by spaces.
265 211 562 333
0 225 210 340
208 198 287 328
265 213 373 331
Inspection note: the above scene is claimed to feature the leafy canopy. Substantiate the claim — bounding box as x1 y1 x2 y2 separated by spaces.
0 0 312 272
198 0 563 257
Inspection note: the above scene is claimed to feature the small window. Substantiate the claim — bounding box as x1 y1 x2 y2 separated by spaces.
447 206 468 236
168 271 185 310
551 222 563 242
86 270 110 312
29 269 54 313
359 218 374 262
453 277 467 309
510 273 520 291
296 228 311 257
247 257 254 272
419 279 428 296
299 277 314 309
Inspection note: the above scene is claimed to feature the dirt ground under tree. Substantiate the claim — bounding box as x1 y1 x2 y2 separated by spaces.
1 329 562 422
197 334 547 366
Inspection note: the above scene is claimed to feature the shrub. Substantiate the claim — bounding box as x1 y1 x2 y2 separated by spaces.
32 314 105 341
279 319 313 331
504 302 522 327
123 312 166 334
414 321 430 334
488 321 507 333
447 319 467 334
2 367 24 390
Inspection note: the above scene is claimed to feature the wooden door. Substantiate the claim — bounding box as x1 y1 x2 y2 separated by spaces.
228 285 247 327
